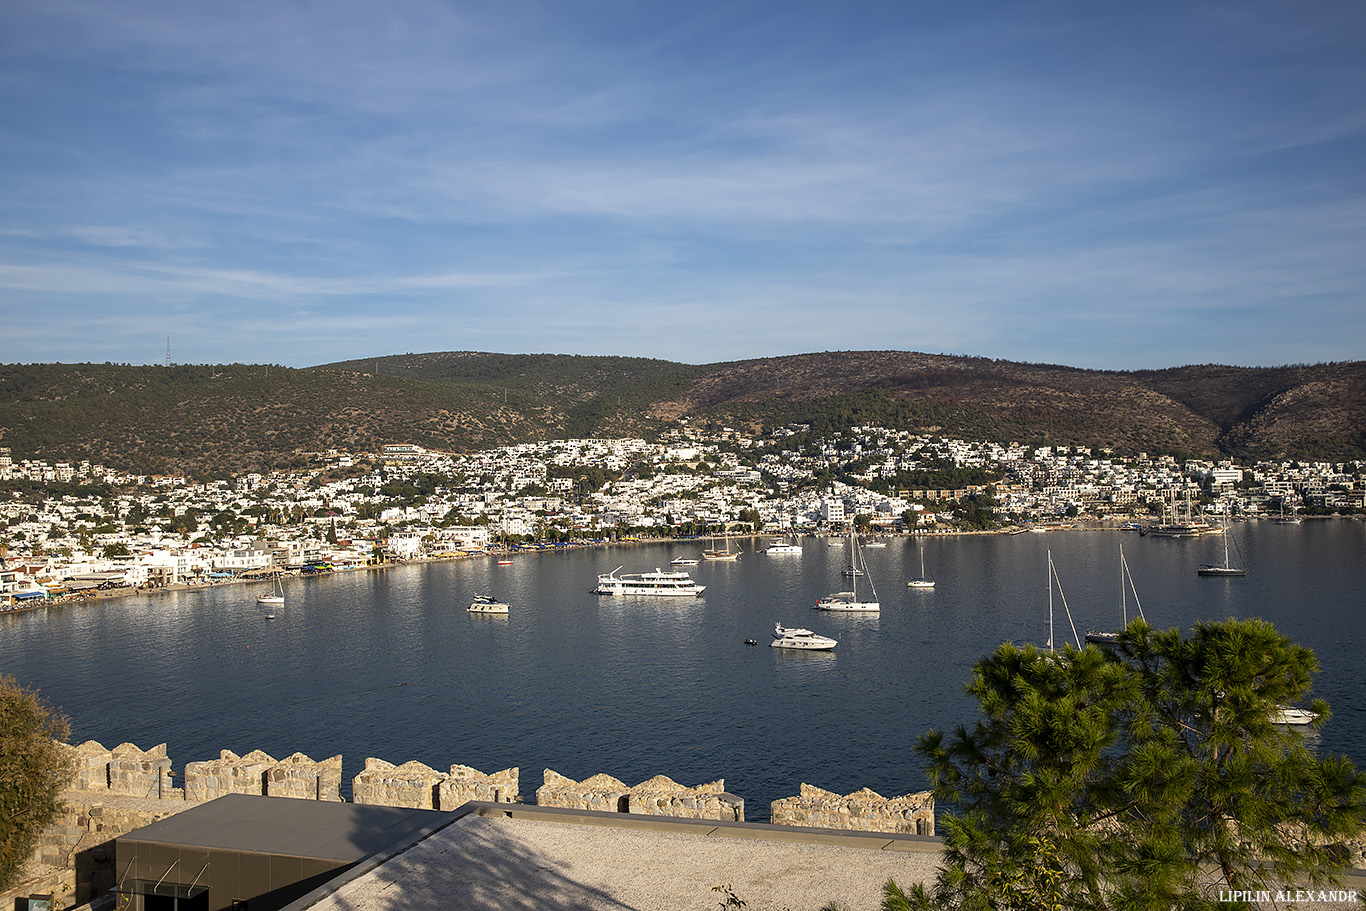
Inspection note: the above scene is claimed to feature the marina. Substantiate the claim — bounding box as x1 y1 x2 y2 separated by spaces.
0 520 1361 821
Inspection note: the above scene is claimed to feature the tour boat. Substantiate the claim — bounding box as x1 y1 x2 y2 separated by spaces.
594 567 705 597
468 594 510 614
770 622 837 650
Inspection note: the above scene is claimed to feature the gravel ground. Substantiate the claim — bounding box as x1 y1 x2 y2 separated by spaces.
308 815 941 911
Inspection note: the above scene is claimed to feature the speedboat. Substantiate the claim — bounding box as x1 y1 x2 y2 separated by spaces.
770 622 837 650
469 594 510 614
670 556 700 566
1271 706 1318 725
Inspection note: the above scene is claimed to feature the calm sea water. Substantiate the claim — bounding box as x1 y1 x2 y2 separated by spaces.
2 521 1362 821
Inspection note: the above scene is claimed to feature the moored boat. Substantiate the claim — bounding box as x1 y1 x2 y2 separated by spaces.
770 622 837 650
594 567 705 597
469 594 510 613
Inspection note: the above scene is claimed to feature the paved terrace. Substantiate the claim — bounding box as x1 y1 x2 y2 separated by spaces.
281 803 1366 911
284 803 943 911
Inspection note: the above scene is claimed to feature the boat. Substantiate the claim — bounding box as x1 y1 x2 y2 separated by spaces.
497 559 514 565
817 528 879 611
1085 545 1145 645
468 594 510 614
701 534 740 562
770 622 837 650
1271 706 1318 725
862 539 887 548
907 546 934 589
670 556 700 566
1042 550 1082 653
1142 490 1213 537
594 567 705 597
1197 521 1247 577
256 574 284 606
764 539 803 554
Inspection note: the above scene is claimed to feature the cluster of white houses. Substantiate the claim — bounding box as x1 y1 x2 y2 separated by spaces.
1 430 1362 604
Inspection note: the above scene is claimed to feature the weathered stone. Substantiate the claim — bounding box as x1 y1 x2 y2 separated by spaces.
771 783 934 836
106 742 173 799
438 764 520 809
184 749 276 801
265 752 343 801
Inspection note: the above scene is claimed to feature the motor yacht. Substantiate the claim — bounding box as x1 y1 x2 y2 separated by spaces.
770 622 837 650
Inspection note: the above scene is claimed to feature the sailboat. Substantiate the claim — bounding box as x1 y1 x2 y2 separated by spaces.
1042 550 1081 653
1086 545 1145 644
1197 520 1247 577
701 531 739 561
256 573 284 607
816 527 879 611
907 545 935 589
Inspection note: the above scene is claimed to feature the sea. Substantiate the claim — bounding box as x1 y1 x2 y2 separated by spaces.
1 519 1362 822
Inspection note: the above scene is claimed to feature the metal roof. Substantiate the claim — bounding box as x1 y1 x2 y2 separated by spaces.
119 794 454 863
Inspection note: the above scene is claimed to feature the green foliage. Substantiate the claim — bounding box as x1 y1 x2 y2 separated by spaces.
903 620 1365 910
0 675 74 892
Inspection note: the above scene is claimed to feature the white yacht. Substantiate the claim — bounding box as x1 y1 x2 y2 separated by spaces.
468 594 510 614
818 528 879 611
1271 706 1318 725
770 622 837 650
594 567 705 597
764 539 803 554
256 574 284 606
907 546 934 589
670 556 700 566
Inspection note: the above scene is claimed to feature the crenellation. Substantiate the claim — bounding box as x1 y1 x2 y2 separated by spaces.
266 752 343 801
106 742 173 799
770 783 934 835
184 749 277 801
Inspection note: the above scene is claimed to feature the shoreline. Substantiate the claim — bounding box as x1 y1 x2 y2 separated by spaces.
6 515 1355 617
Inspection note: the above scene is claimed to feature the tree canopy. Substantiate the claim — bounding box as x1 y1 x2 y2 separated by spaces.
892 619 1365 911
0 675 74 892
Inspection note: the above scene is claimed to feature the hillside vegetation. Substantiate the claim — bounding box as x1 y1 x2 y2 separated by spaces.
1 352 1361 475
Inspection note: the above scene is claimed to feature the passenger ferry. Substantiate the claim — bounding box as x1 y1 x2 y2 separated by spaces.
593 567 705 597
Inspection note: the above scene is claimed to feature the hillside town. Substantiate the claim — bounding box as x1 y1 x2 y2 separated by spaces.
1 425 1363 607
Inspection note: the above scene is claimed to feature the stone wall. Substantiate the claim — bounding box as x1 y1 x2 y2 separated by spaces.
352 758 521 810
537 770 744 822
265 752 343 801
1 795 194 910
184 749 277 801
439 764 520 809
770 784 934 835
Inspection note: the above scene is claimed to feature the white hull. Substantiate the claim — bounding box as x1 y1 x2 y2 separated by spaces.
906 579 935 589
771 623 837 649
469 596 509 613
764 542 802 554
1272 706 1317 725
595 567 705 596
256 595 284 605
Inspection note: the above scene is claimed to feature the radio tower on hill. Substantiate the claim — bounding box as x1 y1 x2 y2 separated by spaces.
166 336 172 367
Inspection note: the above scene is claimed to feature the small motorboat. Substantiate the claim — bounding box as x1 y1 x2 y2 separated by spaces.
744 639 757 646
469 594 510 614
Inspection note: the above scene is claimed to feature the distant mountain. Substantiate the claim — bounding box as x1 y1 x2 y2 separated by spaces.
1 353 1361 475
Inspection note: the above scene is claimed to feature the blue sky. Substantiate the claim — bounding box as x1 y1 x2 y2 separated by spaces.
2 0 1363 370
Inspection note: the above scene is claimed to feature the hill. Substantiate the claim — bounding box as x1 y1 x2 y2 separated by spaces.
0 353 1362 475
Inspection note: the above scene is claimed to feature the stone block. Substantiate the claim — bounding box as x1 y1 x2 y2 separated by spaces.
437 764 520 809
106 742 173 799
352 758 445 809
185 749 276 801
770 783 934 836
265 752 343 801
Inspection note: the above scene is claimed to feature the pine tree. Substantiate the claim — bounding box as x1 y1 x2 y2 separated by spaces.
896 619 1366 911
0 675 74 892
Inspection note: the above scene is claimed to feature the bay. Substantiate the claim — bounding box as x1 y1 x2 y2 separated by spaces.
1 520 1362 821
